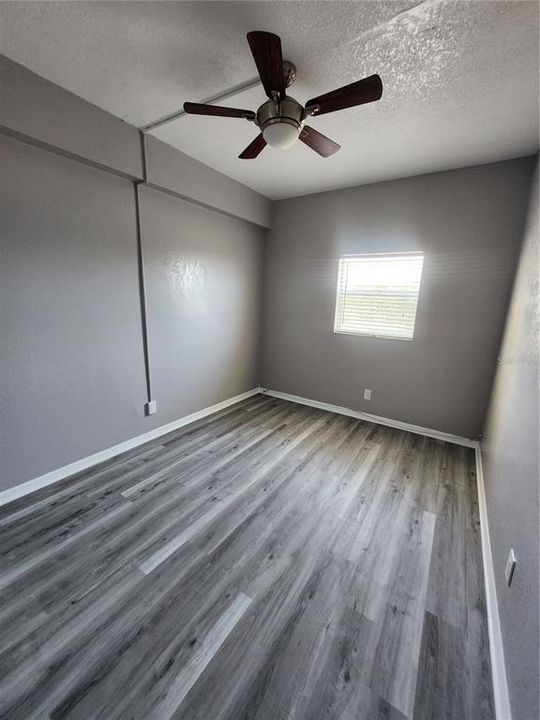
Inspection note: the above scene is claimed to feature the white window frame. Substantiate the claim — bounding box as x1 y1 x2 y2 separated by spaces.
333 251 424 341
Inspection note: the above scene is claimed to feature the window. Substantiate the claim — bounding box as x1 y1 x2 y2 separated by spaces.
334 252 424 340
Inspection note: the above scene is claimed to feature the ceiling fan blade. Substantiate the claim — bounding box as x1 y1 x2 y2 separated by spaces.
299 126 341 157
183 102 255 120
247 31 285 99
238 134 267 159
305 74 383 116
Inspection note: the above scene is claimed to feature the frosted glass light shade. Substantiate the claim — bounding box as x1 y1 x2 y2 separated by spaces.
262 122 299 149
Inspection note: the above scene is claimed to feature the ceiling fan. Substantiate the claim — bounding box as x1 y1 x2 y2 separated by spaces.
183 31 383 159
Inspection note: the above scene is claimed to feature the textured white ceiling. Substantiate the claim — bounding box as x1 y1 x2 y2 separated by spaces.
0 1 538 199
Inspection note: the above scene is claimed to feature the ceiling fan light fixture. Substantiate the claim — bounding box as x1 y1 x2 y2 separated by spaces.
262 120 300 149
183 30 383 160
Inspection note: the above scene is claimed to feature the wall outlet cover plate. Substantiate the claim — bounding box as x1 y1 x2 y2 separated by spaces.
505 549 516 586
145 400 157 416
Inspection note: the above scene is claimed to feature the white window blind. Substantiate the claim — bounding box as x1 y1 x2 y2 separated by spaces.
334 252 424 340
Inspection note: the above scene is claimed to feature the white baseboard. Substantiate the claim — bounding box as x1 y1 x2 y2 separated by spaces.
475 447 512 720
0 387 263 507
262 388 478 448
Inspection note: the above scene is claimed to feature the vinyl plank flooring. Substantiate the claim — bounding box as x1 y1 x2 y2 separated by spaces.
413 610 468 720
1 402 306 604
0 395 494 719
369 508 437 717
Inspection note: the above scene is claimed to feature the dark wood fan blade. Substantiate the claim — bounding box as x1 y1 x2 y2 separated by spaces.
183 102 255 120
247 31 285 99
305 74 382 116
238 134 267 159
299 126 341 157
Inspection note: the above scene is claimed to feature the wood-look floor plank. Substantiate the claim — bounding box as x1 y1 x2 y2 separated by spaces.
0 394 271 523
369 508 437 717
0 396 494 719
0 401 306 595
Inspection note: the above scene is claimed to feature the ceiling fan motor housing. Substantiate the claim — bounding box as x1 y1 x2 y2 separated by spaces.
257 96 304 133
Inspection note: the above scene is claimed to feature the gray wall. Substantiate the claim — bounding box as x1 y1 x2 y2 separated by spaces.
145 136 272 230
140 185 262 424
0 54 273 229
0 54 142 179
262 157 536 438
0 133 264 491
482 160 539 720
0 54 269 492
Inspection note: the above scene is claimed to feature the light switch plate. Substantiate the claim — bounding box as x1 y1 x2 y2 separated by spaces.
364 389 372 401
505 549 516 586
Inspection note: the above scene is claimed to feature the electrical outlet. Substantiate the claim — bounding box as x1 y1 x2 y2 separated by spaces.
505 549 516 586
364 389 372 401
145 400 157 416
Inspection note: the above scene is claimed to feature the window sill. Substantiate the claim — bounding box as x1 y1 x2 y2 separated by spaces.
333 329 414 342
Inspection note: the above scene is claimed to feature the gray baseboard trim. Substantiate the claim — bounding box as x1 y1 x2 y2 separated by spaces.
0 387 262 507
475 447 513 720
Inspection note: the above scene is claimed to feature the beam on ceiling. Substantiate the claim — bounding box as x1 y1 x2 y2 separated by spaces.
142 77 261 132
